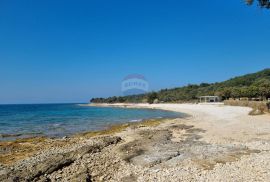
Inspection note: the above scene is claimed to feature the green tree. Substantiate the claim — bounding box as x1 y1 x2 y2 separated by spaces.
220 88 232 100
147 92 158 104
90 69 270 104
231 88 242 99
246 0 270 9
118 97 126 103
258 81 270 100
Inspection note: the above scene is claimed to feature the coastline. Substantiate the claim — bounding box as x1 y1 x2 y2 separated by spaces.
0 104 185 142
0 104 183 141
1 103 270 181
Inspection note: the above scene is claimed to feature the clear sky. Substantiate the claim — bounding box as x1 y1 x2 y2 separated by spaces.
0 0 269 104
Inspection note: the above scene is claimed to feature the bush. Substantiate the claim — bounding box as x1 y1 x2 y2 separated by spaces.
267 102 270 110
249 109 264 115
147 92 158 104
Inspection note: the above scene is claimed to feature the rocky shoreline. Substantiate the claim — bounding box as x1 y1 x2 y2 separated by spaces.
1 103 270 181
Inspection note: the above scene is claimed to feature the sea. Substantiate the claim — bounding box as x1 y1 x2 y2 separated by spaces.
0 104 183 140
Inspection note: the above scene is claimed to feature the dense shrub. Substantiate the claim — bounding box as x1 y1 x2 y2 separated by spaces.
91 69 270 104
147 92 158 104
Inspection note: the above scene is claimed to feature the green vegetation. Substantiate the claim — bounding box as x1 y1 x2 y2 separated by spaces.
91 69 270 104
147 92 158 104
246 0 270 9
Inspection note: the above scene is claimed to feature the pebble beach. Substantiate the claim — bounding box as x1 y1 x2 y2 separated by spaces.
1 103 270 181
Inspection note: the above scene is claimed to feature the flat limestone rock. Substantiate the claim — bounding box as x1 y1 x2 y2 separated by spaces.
0 136 121 182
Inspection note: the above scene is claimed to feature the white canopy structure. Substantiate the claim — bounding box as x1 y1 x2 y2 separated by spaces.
199 96 220 103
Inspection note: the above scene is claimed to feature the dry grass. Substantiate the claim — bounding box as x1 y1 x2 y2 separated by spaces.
224 100 270 115
77 118 166 138
0 137 46 165
78 124 131 138
0 137 71 165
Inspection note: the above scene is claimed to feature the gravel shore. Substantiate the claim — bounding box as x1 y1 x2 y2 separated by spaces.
1 103 270 181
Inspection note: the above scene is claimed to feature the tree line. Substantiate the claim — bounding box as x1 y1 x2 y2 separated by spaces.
91 69 270 104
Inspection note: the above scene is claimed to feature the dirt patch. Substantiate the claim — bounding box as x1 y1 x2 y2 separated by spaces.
194 148 261 170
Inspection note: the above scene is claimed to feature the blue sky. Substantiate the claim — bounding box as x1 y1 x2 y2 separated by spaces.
0 0 269 104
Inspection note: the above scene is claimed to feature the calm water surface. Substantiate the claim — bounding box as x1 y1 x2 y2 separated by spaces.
0 104 184 140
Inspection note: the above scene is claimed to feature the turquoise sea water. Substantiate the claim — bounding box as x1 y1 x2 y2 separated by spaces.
0 104 183 140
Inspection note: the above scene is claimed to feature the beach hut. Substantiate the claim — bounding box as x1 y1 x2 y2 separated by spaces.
199 96 220 103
